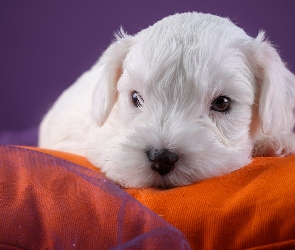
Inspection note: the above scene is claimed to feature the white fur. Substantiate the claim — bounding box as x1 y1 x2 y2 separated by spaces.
39 12 295 188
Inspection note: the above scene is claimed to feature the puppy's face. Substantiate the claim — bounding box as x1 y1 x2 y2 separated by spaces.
88 13 295 188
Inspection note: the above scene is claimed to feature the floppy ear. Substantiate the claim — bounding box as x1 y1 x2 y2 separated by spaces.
253 32 295 135
91 31 133 127
250 32 295 156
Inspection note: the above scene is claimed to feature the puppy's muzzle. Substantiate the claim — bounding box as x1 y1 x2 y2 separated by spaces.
146 147 179 175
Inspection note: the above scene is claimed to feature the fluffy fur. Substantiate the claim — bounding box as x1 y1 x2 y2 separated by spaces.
39 12 295 188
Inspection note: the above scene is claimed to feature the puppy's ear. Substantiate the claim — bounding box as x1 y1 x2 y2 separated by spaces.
253 32 295 135
249 32 295 156
92 30 133 126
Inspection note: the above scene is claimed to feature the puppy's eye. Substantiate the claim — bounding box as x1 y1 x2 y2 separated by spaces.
210 96 230 112
131 91 144 107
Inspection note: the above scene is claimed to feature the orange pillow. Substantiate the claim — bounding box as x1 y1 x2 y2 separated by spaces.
23 146 295 249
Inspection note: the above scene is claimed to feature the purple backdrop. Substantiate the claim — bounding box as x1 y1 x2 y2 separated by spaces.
1 0 295 132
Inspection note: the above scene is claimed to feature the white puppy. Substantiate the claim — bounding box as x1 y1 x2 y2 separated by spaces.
39 12 295 188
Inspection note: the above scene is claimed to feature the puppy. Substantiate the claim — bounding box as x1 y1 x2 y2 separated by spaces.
39 12 295 188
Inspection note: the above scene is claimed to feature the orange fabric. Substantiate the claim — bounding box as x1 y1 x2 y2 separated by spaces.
23 147 295 249
0 146 189 249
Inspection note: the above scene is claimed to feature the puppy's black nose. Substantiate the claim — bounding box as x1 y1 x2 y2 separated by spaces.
146 148 178 175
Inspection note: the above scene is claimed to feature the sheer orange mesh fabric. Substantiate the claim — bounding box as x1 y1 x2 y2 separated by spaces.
0 146 190 249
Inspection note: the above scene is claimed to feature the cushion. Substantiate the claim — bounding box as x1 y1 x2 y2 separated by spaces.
0 146 190 249
28 146 295 249
2 146 295 249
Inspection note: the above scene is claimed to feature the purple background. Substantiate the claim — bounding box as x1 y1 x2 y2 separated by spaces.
1 0 295 132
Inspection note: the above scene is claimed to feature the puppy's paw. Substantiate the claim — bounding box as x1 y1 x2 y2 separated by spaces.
253 133 295 157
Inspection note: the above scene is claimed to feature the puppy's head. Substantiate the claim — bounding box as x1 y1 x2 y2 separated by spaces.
89 12 295 188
